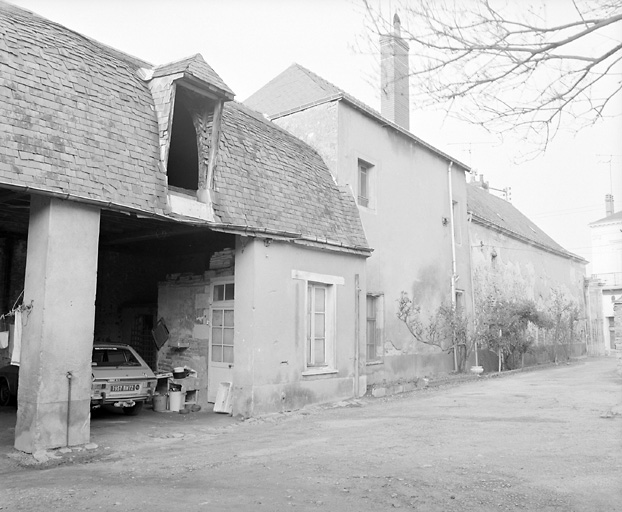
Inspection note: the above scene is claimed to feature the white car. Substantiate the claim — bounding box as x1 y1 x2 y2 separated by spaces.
91 344 156 415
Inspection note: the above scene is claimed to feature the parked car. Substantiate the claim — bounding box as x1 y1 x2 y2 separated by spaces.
0 344 156 415
0 364 18 407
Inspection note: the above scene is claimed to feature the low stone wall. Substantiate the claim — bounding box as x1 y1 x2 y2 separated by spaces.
367 343 588 399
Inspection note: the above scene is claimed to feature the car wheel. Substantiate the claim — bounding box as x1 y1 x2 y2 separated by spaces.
122 401 144 416
0 380 11 407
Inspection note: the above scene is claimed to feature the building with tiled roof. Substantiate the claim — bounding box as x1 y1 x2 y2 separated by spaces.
245 62 471 171
0 1 370 452
467 178 590 364
246 14 592 382
0 2 367 253
468 181 585 263
246 20 476 385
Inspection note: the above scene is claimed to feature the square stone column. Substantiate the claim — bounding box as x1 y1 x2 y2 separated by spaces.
15 196 100 453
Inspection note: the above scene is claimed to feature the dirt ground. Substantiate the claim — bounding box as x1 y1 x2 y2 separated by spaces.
0 357 621 512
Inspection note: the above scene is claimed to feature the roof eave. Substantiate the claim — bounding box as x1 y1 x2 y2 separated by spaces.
470 213 588 265
268 94 471 173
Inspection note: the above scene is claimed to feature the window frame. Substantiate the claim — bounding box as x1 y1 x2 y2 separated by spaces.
210 278 235 367
292 270 344 375
357 158 375 209
365 293 384 364
455 289 465 315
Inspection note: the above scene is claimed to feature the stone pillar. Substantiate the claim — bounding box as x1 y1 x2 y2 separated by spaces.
15 196 100 453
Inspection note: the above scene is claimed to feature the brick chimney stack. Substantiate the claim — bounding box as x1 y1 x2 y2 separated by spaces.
380 13 410 130
606 194 614 216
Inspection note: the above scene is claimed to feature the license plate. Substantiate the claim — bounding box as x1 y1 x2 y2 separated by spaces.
110 384 140 392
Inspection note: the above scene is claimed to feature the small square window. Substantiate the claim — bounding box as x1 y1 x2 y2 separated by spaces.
214 283 235 302
358 159 373 208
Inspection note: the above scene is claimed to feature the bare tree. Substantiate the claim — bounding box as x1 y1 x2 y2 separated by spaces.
363 0 622 151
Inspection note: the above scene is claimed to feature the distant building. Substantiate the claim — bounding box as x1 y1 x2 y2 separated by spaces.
589 195 622 352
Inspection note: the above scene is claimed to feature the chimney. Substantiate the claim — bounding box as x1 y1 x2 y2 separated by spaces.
606 194 614 216
380 13 410 130
471 173 489 190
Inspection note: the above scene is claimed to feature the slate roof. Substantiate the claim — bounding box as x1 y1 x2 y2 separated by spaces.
213 102 369 250
0 1 167 214
590 209 622 226
245 63 343 117
152 54 235 99
467 184 585 263
245 63 471 171
0 2 369 253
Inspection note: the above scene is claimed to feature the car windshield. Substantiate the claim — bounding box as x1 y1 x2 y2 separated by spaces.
92 347 142 367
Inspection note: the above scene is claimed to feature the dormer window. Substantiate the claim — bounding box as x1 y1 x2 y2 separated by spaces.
145 53 235 220
167 89 199 191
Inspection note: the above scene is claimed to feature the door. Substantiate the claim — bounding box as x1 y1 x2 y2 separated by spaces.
207 280 235 402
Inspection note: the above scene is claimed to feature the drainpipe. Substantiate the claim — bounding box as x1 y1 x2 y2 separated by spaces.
66 371 73 447
448 161 458 371
354 274 361 397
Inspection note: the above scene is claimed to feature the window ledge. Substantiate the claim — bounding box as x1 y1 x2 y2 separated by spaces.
168 191 214 221
302 368 338 377
366 360 384 366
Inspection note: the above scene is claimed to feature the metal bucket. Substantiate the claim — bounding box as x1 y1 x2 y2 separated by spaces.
153 394 167 412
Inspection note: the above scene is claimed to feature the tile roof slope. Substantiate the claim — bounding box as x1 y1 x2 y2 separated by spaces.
244 63 342 117
590 209 622 226
152 54 235 98
467 184 585 262
213 102 369 251
0 2 368 252
0 1 167 214
245 63 471 172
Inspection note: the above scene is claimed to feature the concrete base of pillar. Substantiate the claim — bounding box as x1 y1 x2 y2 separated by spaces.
15 399 90 453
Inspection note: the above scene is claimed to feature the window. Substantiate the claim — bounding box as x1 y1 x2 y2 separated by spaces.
167 89 199 191
366 294 384 362
214 283 234 301
366 295 378 360
92 347 140 367
455 289 465 314
307 283 328 366
211 281 234 364
358 159 373 208
292 270 343 373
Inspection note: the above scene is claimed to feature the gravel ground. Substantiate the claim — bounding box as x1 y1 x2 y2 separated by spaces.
0 356 621 511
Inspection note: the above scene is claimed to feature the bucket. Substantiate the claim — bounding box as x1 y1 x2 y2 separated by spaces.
173 367 186 379
153 394 167 412
168 391 184 412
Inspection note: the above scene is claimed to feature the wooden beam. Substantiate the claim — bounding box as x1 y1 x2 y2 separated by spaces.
206 100 223 190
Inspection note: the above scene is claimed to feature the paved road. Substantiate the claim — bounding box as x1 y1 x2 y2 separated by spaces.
1 357 621 511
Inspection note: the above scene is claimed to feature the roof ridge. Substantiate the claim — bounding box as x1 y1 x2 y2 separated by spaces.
153 53 203 71
248 63 471 171
292 63 344 96
590 209 622 225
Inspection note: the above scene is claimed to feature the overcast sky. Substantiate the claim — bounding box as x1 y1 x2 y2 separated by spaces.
8 0 622 269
